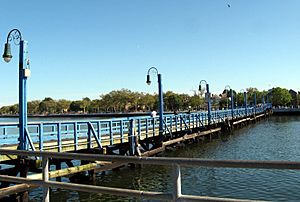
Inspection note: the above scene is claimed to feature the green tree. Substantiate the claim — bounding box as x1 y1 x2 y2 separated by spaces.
88 99 101 113
0 105 14 114
39 97 56 114
219 97 228 109
99 89 131 112
246 87 258 105
178 93 190 110
28 100 40 114
139 93 155 111
56 99 71 113
69 101 82 112
188 92 204 111
271 87 292 107
9 104 19 114
81 97 91 113
130 92 144 111
236 92 246 107
164 91 182 111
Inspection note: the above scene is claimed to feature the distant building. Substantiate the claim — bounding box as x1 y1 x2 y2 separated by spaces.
289 89 298 108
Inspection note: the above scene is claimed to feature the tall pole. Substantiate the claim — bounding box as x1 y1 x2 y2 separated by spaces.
206 83 211 125
225 85 233 119
226 89 229 109
3 29 30 150
19 40 28 150
158 74 164 135
146 67 164 136
230 89 234 118
254 93 257 115
244 92 247 116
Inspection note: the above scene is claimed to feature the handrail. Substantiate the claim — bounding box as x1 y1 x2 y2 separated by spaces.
0 148 293 202
0 149 297 169
0 104 273 154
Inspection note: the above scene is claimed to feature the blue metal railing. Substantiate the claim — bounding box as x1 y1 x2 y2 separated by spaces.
0 104 272 152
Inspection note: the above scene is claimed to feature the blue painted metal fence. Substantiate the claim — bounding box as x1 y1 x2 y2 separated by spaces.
0 104 272 152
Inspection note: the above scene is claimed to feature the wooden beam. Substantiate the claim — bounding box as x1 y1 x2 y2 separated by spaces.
28 162 100 180
141 147 165 157
0 161 117 198
163 128 221 147
0 184 32 199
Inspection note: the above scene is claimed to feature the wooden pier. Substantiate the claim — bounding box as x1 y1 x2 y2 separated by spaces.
0 105 273 201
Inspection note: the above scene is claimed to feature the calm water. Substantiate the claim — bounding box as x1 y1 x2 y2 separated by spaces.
29 116 300 201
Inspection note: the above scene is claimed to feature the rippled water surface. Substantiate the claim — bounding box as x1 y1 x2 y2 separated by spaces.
29 116 300 201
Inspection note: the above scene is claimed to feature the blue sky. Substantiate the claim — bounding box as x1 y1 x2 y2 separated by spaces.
0 0 300 106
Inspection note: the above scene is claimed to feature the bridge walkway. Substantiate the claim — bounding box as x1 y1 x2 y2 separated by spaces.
0 104 272 162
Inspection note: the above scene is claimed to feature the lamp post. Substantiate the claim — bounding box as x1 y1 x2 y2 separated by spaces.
266 89 272 104
224 85 230 109
2 29 30 151
225 85 234 119
254 92 257 115
240 89 247 116
199 80 211 125
146 67 164 135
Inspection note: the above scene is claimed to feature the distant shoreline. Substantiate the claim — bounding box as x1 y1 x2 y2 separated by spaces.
273 108 300 115
2 108 297 118
0 111 175 119
0 112 150 119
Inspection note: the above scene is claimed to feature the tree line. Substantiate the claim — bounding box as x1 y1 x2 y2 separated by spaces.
0 87 295 115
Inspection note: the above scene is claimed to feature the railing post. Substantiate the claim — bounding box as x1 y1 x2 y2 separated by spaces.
180 115 183 131
152 117 155 137
74 122 78 151
175 115 178 132
39 123 43 151
164 117 167 135
137 119 141 140
206 83 212 125
173 164 181 201
262 96 265 111
129 119 136 156
88 123 92 149
230 89 234 119
42 156 49 202
97 121 101 142
244 92 247 116
120 120 124 143
145 118 149 139
109 121 113 145
254 93 257 115
57 123 61 152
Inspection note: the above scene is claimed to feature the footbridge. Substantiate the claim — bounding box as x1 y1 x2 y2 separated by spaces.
0 103 280 202
0 104 272 162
